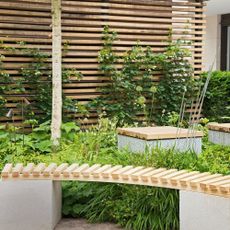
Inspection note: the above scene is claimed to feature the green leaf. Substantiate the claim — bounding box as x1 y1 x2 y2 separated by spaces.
61 122 80 134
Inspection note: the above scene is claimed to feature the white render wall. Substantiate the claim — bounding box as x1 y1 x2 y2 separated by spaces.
0 180 62 230
180 191 230 230
203 15 221 71
209 130 230 146
118 135 202 154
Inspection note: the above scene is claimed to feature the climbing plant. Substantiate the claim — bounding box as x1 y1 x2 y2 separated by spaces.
89 26 158 126
155 38 196 125
0 42 82 124
0 53 12 117
90 26 195 126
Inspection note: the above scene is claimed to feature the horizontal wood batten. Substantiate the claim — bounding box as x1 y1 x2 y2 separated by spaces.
0 0 205 127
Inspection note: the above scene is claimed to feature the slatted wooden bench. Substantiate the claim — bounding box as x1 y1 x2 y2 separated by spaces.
1 163 229 198
0 163 230 230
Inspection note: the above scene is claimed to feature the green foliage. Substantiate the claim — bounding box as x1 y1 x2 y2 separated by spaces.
0 53 12 116
89 26 157 126
62 182 179 230
197 142 230 174
0 42 82 124
202 71 230 122
0 120 81 167
0 118 229 230
156 39 195 124
90 26 194 126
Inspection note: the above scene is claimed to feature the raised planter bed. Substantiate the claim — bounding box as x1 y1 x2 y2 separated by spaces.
117 126 203 154
208 123 230 146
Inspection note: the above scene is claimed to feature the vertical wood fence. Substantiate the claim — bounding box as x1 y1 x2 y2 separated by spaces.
0 0 205 127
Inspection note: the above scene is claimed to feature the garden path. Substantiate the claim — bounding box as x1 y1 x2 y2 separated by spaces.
55 218 123 230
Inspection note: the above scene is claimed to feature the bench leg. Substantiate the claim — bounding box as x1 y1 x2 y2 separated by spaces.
180 191 230 230
0 180 62 230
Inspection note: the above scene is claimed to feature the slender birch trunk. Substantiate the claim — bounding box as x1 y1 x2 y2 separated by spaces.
51 0 62 147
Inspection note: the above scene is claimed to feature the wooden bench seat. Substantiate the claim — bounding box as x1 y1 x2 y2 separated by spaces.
1 163 229 198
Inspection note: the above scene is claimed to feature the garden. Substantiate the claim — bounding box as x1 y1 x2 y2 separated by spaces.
0 0 230 230
1 27 230 230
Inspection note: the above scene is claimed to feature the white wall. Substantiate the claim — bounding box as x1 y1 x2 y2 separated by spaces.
203 15 220 71
205 0 230 16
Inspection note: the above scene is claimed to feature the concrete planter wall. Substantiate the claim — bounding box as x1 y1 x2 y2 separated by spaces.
117 126 203 154
208 123 230 146
0 180 61 230
180 191 230 230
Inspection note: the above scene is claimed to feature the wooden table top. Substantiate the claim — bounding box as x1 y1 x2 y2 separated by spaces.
208 123 230 133
117 126 203 140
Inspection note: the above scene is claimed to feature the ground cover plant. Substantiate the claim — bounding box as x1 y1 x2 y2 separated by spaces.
0 118 229 230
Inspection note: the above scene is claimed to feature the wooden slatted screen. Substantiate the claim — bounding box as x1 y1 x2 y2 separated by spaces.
0 0 205 127
0 0 52 127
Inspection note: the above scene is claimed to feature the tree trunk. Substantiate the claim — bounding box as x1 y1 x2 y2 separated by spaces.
51 0 62 147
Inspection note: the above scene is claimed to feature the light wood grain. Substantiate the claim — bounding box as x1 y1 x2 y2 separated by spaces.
117 126 203 140
0 0 205 126
1 162 229 198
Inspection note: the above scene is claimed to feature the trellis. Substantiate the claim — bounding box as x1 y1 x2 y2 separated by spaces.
0 0 206 128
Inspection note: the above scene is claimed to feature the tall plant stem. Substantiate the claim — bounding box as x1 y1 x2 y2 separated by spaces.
51 0 62 148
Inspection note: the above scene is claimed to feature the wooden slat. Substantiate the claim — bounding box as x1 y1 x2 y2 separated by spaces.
1 163 229 198
131 167 154 181
111 166 133 179
33 163 46 177
53 163 69 177
200 176 230 190
81 164 101 177
102 165 123 178
180 172 210 186
219 183 230 193
0 0 205 126
160 170 188 184
63 163 79 177
151 169 177 183
72 164 89 177
12 163 23 177
121 166 144 180
170 171 200 185
22 163 35 177
141 168 166 182
209 179 230 191
190 174 222 188
92 164 111 178
1 163 13 178
43 163 57 176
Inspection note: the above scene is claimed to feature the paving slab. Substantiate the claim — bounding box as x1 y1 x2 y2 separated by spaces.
55 219 123 230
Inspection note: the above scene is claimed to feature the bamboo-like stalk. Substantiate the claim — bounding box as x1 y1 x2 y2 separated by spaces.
51 0 62 147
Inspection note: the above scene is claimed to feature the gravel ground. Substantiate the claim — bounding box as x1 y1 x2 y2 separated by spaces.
55 218 123 230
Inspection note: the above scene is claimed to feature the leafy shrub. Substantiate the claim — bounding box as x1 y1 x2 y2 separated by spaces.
0 121 81 170
156 40 195 124
197 142 230 175
202 71 230 122
90 26 194 126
